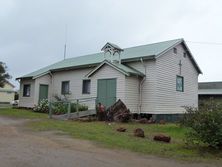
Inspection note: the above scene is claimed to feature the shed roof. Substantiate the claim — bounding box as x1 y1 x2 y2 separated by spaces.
198 82 222 95
17 38 201 79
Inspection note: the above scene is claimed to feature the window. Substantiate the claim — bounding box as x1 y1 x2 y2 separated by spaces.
23 84 31 97
183 52 187 58
82 80 91 94
176 76 184 92
61 81 70 95
173 47 177 54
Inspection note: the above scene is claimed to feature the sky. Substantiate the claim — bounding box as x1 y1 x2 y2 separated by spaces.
1 0 222 89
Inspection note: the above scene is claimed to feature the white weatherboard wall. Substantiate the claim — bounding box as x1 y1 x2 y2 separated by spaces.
52 68 94 108
19 79 35 108
0 83 15 103
155 44 198 114
125 76 140 113
126 60 157 113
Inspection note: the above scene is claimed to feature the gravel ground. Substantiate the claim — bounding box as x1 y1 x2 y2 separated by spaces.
0 116 220 167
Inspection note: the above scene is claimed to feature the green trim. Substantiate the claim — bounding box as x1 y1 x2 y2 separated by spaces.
153 114 183 122
39 84 49 103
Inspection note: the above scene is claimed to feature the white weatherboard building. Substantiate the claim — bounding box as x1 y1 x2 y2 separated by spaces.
17 39 202 121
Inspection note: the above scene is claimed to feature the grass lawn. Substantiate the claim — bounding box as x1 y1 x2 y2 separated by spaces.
0 108 221 162
0 107 48 119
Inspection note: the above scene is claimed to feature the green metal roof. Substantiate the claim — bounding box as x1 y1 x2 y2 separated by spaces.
199 82 222 89
198 82 222 95
86 60 145 77
18 38 197 79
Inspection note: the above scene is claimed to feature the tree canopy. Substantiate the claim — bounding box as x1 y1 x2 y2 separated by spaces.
0 62 11 87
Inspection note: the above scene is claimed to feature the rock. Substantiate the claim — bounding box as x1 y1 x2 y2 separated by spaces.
77 117 96 122
159 120 166 124
107 99 131 122
153 134 171 143
116 127 126 132
134 128 145 138
147 119 155 124
138 118 148 124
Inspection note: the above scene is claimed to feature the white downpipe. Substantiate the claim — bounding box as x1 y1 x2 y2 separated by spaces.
48 71 53 102
139 58 147 115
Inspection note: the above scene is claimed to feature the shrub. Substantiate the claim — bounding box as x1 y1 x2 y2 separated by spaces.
51 102 88 115
181 100 222 149
52 102 68 115
71 103 88 112
33 99 49 113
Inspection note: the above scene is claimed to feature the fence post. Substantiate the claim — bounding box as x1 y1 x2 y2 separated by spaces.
67 102 71 119
49 101 52 119
76 99 79 118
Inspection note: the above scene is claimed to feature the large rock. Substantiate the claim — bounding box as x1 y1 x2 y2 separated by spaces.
107 99 131 122
134 128 145 138
153 134 171 143
116 127 127 132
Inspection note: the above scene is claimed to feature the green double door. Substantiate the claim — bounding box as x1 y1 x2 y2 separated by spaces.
97 79 116 108
39 84 49 103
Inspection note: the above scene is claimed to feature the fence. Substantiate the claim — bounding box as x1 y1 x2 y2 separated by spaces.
48 97 97 120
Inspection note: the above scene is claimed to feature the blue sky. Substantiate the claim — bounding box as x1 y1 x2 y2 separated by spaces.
1 0 222 88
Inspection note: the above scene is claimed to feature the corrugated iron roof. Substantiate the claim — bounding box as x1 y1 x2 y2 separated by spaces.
17 38 201 79
199 82 222 89
86 60 145 77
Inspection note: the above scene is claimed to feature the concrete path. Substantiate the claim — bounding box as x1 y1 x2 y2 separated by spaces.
0 116 219 167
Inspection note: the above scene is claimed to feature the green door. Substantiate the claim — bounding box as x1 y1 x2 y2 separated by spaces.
39 84 48 103
97 79 116 108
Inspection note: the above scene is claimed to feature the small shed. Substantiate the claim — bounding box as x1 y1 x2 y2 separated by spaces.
198 82 222 103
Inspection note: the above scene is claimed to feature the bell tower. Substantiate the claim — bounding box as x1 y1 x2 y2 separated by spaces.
101 42 124 64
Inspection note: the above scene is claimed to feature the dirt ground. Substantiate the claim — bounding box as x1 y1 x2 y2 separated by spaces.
0 116 220 167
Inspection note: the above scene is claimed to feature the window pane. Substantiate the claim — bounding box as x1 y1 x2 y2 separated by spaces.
176 76 184 92
82 80 90 94
61 81 70 94
23 84 31 97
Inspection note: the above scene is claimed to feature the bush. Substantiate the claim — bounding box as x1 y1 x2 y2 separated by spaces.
52 102 88 115
71 103 88 112
181 100 222 149
52 102 68 115
33 99 49 113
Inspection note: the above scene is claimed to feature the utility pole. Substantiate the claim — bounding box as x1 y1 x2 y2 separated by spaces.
64 24 68 60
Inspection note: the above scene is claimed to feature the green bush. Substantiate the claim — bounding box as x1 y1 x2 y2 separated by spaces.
181 100 222 149
52 102 68 115
71 103 88 112
33 99 49 113
51 102 88 115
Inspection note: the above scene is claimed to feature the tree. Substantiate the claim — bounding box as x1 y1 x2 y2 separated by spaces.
0 62 11 87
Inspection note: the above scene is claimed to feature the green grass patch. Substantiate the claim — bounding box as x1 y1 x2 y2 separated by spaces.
0 108 221 162
0 107 48 119
28 120 222 162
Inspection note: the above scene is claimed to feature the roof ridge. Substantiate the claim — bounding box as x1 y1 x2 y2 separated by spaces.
64 38 183 61
121 38 183 50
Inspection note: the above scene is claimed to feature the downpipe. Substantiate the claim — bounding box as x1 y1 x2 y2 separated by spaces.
139 58 147 118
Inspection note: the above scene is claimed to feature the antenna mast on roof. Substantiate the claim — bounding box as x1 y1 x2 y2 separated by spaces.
63 24 68 60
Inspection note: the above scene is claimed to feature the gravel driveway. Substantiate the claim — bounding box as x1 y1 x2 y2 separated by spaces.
0 116 219 167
